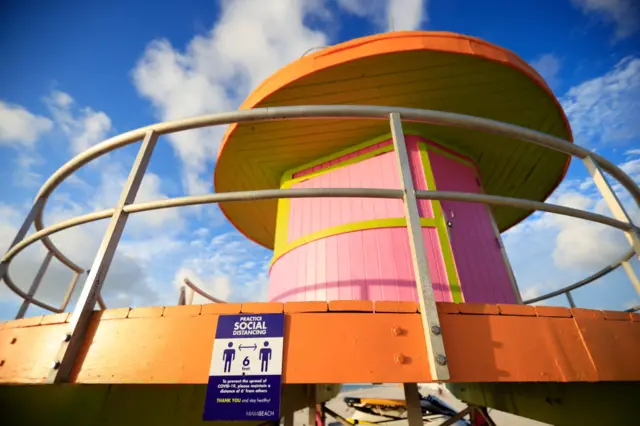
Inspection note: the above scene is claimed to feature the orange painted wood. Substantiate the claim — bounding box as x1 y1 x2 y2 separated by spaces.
128 307 164 318
457 303 500 315
5 315 43 329
201 303 242 314
498 304 536 316
601 310 631 321
436 303 459 314
535 306 572 318
328 300 374 312
1 303 639 385
40 313 70 325
284 301 328 313
375 301 419 313
100 308 131 320
241 302 283 313
163 305 202 317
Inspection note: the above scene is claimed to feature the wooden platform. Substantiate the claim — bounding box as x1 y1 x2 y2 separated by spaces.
1 301 639 385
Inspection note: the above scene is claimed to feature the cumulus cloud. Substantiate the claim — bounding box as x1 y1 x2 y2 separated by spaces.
132 0 329 195
45 90 112 155
0 100 52 147
336 0 426 31
561 56 640 147
531 53 561 90
570 0 639 40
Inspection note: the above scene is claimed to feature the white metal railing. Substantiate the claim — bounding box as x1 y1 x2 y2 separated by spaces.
1 105 639 384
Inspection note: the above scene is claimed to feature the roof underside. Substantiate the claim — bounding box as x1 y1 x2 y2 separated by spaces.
214 32 572 249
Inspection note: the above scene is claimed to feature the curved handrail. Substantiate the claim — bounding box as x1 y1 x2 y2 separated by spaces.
1 105 638 315
524 248 636 304
183 278 228 304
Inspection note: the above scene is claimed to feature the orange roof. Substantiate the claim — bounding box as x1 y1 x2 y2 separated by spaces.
214 31 573 249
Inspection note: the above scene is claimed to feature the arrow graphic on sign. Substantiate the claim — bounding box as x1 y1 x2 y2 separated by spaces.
239 343 257 351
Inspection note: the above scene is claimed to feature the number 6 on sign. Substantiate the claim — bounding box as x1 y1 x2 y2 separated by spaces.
243 356 250 367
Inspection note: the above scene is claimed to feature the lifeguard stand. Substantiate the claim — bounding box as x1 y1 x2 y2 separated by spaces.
1 32 640 426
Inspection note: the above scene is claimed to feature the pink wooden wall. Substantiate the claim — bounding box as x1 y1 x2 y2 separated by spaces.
429 150 518 304
269 135 516 304
269 136 449 303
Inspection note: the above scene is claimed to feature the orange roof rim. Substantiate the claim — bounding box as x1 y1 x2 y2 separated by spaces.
214 31 573 248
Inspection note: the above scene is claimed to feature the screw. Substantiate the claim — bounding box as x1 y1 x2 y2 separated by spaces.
52 361 61 370
431 325 441 336
63 334 71 342
392 326 403 336
435 354 447 366
394 354 406 364
10 337 17 344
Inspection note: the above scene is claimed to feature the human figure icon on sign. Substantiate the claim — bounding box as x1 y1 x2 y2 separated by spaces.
259 341 272 372
223 342 236 373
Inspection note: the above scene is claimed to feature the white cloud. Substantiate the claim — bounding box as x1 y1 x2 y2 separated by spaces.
561 56 640 147
531 53 561 89
0 100 52 147
132 0 329 195
45 90 112 155
173 231 270 304
336 0 426 31
571 0 639 40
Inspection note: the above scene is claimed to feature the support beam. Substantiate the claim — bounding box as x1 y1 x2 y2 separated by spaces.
621 260 640 298
390 112 449 381
59 271 82 312
15 251 53 319
45 130 159 384
0 198 45 281
307 384 317 426
583 156 640 259
403 383 423 426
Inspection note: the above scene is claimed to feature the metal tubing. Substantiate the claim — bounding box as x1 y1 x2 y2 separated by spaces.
439 406 473 426
0 198 45 281
15 251 53 319
3 270 61 312
59 271 82 312
566 291 576 308
621 260 640 298
403 383 423 426
183 278 228 303
28 105 640 280
97 294 107 310
583 156 640 258
177 286 186 305
524 248 634 304
46 131 159 384
391 113 449 381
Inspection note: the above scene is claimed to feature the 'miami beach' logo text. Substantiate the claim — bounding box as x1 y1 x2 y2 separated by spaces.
233 316 267 336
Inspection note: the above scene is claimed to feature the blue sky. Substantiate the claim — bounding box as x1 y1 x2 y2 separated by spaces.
1 0 639 321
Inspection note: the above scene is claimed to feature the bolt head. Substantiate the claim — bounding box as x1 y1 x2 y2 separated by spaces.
430 325 441 336
394 354 406 364
392 326 403 336
51 361 61 370
436 354 447 366
63 334 71 342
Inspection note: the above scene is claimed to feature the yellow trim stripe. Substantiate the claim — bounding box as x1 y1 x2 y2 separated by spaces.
272 217 438 265
419 143 464 303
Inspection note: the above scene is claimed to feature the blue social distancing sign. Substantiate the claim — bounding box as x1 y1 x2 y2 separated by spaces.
203 313 285 421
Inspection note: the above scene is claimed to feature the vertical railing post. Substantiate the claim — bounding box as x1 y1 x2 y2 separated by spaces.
15 251 53 319
565 291 576 308
403 383 423 426
390 112 450 381
583 156 640 258
621 261 640 298
45 130 159 384
58 271 82 312
0 198 45 282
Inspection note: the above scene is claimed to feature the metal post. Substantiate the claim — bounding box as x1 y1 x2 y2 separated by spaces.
177 286 186 305
621 260 640 298
439 406 473 426
0 198 45 281
390 112 450 381
59 271 82 312
583 156 640 258
403 383 423 426
565 291 576 308
45 130 159 383
15 251 53 319
486 204 523 303
307 384 317 426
